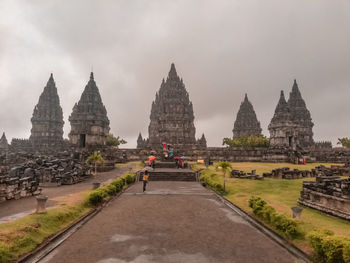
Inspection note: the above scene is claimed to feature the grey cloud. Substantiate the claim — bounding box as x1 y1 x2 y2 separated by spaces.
0 0 349 147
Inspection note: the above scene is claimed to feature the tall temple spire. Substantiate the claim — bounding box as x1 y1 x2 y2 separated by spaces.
168 63 179 80
0 132 9 150
269 80 314 149
232 94 262 138
148 63 197 150
69 72 110 147
30 73 64 148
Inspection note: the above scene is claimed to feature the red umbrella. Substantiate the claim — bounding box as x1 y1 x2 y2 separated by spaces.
149 156 156 161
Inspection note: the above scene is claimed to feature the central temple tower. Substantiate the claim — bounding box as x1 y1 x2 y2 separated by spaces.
148 63 197 150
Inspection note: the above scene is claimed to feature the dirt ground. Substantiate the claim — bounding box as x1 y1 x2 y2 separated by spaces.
0 165 134 222
40 181 302 263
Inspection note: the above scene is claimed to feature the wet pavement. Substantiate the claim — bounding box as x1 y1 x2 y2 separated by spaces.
39 181 302 263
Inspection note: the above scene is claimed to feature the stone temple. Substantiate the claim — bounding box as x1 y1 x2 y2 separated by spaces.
0 132 9 151
232 94 262 138
69 72 110 147
147 63 199 150
29 74 64 148
269 80 314 149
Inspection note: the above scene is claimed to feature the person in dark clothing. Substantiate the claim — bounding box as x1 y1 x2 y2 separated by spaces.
143 170 149 192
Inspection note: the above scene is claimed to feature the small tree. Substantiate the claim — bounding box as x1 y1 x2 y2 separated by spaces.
86 151 104 175
106 134 127 147
338 138 350 149
216 161 232 193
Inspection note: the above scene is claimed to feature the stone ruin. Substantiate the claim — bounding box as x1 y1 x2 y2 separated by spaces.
232 94 262 138
263 167 312 179
299 176 350 220
69 72 110 148
230 169 263 180
0 154 90 202
139 63 207 152
261 164 350 180
0 166 41 202
269 80 314 150
30 74 64 148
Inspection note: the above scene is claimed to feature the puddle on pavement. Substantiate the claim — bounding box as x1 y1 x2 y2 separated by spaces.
111 234 144 243
97 252 213 263
220 208 249 225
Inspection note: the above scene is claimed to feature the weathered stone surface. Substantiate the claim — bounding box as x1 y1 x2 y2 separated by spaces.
0 133 9 151
69 72 110 147
230 169 263 180
137 133 148 149
288 80 314 147
299 176 350 220
233 94 262 138
197 133 207 149
269 80 314 149
30 74 64 148
147 64 197 151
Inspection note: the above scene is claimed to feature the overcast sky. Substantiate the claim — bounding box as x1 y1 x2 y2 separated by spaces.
0 0 349 148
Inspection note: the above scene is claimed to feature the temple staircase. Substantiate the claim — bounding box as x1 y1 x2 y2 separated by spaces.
138 162 198 182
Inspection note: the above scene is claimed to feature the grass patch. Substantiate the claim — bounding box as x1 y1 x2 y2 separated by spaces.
198 162 350 258
0 205 90 262
0 168 137 262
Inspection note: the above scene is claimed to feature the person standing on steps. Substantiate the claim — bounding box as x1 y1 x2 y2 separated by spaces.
142 170 149 192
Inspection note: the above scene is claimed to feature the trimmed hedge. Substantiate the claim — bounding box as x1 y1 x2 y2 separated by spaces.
308 230 350 263
249 196 304 239
86 172 136 206
200 171 224 193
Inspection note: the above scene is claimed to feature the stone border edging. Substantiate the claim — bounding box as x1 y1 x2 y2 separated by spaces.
204 185 311 263
17 185 131 263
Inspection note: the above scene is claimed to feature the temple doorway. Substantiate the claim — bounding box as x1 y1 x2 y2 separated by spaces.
80 134 86 148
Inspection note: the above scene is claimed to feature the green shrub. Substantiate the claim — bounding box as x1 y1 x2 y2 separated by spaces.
87 188 108 206
111 179 123 192
106 184 117 195
248 196 304 239
86 172 136 207
124 173 135 184
223 135 270 148
308 230 350 263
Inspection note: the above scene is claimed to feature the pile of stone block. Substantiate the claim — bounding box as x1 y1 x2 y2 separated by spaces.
263 167 312 179
0 167 41 202
311 165 350 177
32 157 91 185
299 176 350 220
230 169 264 180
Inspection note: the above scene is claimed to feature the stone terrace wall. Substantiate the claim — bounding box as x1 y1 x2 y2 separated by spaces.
310 147 350 163
299 176 350 220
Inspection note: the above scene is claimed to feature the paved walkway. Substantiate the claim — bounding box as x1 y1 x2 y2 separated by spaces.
0 165 133 223
40 181 302 263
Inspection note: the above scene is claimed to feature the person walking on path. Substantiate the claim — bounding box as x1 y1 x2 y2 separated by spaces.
142 170 149 192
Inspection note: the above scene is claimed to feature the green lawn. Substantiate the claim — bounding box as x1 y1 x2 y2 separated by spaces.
194 162 350 254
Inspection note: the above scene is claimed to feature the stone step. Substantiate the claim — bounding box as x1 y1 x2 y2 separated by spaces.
139 171 197 182
153 162 177 169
